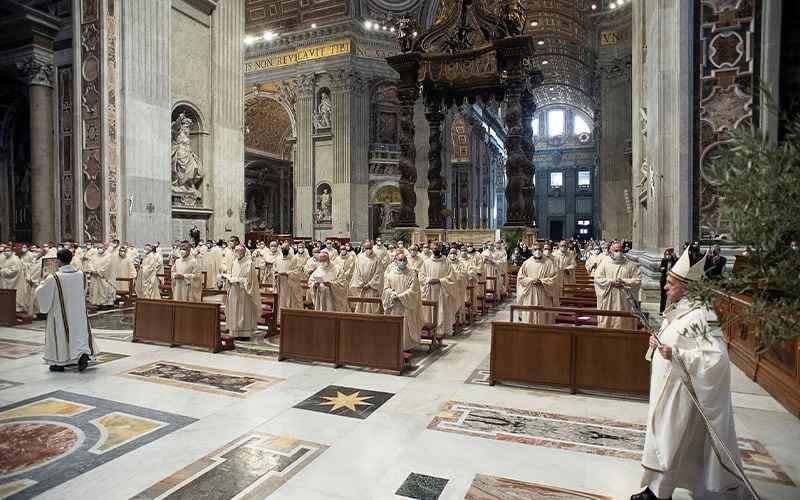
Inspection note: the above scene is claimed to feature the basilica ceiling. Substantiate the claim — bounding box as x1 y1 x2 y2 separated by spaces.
245 95 294 160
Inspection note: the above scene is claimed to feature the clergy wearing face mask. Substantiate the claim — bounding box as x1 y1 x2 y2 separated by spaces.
135 244 164 300
23 246 48 316
553 240 577 286
222 245 261 338
20 245 35 265
585 246 604 277
593 242 641 329
308 250 348 312
516 244 558 325
171 244 198 302
541 243 562 307
382 251 423 351
110 246 137 298
632 247 742 500
0 246 31 315
406 245 425 273
349 240 384 314
273 244 304 323
335 245 356 284
294 243 309 269
447 247 470 324
87 245 115 308
419 242 459 336
491 241 508 297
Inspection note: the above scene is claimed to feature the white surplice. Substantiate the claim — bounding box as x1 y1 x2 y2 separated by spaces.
171 256 198 302
349 251 384 314
36 265 98 365
419 256 459 336
225 255 261 337
382 266 423 350
515 256 558 325
593 257 641 329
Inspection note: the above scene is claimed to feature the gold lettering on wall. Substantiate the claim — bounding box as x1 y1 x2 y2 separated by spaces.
244 39 352 73
599 29 630 46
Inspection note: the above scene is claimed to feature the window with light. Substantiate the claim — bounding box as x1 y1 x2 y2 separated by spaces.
550 172 563 188
532 118 539 136
574 115 591 135
577 171 591 186
547 110 565 137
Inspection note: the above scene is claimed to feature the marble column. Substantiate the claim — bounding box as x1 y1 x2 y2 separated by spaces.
17 54 56 243
119 0 171 246
210 0 245 239
294 73 315 237
426 99 445 229
396 86 418 227
760 0 783 141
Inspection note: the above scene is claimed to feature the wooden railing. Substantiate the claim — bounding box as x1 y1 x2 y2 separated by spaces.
133 299 224 352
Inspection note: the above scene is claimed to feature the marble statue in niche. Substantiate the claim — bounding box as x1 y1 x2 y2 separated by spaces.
379 202 396 232
171 112 204 205
313 90 332 131
315 185 332 224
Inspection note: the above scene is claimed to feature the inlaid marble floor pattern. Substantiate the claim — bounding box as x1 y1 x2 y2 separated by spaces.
0 303 798 500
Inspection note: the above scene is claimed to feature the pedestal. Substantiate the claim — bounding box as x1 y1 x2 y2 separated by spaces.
172 207 213 243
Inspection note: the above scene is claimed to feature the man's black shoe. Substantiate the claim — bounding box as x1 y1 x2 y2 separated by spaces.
630 488 671 500
77 354 90 372
49 365 65 372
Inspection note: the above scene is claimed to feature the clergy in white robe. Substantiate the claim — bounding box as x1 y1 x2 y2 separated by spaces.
251 243 267 282
273 246 304 322
110 246 136 297
407 245 425 273
447 248 469 323
382 251 422 351
87 246 115 307
262 242 280 287
349 241 384 314
553 241 577 285
171 245 198 302
418 243 459 336
0 248 30 314
490 242 508 297
634 248 742 500
594 243 641 329
543 243 562 307
585 247 603 277
20 245 35 265
135 245 163 300
22 248 48 315
37 250 98 371
515 246 558 325
294 245 310 270
223 246 261 338
335 247 356 288
308 251 348 312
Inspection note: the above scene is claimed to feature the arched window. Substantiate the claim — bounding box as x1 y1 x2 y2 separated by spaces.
531 117 539 137
574 115 591 135
547 109 565 137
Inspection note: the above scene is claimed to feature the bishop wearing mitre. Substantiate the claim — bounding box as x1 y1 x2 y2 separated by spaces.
273 243 304 323
515 244 558 325
419 242 459 337
135 244 163 300
223 245 261 338
382 251 422 351
594 242 641 329
349 240 383 314
632 248 742 500
171 243 198 302
308 250 347 312
36 249 98 372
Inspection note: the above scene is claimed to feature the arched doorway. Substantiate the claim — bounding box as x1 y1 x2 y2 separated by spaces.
0 87 31 242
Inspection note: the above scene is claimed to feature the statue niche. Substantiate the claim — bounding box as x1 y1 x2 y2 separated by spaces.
315 183 332 225
171 109 205 207
313 88 332 132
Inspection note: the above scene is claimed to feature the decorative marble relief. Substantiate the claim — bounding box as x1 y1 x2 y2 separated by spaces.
132 432 327 500
58 67 75 240
396 472 449 500
429 401 795 486
465 474 612 499
106 0 118 237
0 391 195 499
80 0 104 241
696 0 758 240
294 385 394 419
120 361 282 398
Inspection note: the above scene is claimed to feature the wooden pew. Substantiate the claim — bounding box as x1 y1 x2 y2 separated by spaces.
133 299 227 352
115 277 136 307
278 307 405 374
421 299 441 351
0 289 16 326
489 320 650 398
347 296 384 313
509 304 642 329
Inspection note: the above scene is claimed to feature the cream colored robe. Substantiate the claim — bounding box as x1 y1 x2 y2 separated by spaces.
273 253 304 322
110 254 136 295
23 256 44 314
171 256 198 302
349 252 384 314
0 254 30 313
515 256 558 325
87 252 115 306
585 252 601 277
448 257 470 322
335 253 356 291
36 265 98 365
262 249 280 286
135 252 163 300
491 248 508 296
545 254 563 307
382 267 423 350
419 256 459 336
593 257 641 329
225 255 261 337
308 262 348 312
407 254 425 273
642 299 741 498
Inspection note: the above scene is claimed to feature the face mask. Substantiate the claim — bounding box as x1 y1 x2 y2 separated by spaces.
182 250 189 257
145 248 152 254
449 254 457 261
119 253 127 258
98 249 105 255
461 252 468 259
533 250 542 259
543 249 551 256
410 250 417 257
397 261 408 271
594 249 601 255
270 246 277 252
612 252 622 260
3 251 11 258
364 248 373 255
21 248 28 253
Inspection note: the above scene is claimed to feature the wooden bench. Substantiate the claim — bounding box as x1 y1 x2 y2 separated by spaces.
509 304 642 329
278 307 405 374
133 298 230 352
490 320 650 398
421 299 441 351
115 277 136 307
0 289 16 326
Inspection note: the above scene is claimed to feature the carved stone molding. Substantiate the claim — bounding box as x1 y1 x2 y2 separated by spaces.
16 54 55 87
296 73 316 96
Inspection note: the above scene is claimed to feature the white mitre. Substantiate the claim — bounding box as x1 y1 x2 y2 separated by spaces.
668 247 708 283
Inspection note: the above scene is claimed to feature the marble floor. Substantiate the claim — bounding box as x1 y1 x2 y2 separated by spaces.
0 304 797 500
